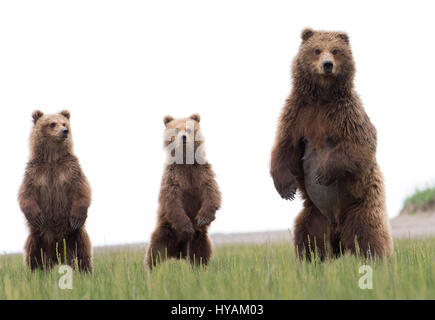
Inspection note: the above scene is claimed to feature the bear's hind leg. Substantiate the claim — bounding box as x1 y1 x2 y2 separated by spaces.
340 202 393 259
330 230 343 258
65 229 93 272
294 203 331 261
146 225 180 269
189 232 212 266
24 232 45 271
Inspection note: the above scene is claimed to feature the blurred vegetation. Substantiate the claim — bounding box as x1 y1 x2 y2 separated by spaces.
402 185 435 215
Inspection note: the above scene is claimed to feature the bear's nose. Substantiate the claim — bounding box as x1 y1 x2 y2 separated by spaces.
323 61 334 73
182 134 187 143
62 129 69 136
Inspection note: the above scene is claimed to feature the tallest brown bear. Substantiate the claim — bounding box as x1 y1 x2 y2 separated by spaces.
271 28 393 260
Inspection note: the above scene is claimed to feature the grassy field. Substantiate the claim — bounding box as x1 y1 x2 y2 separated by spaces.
0 238 434 300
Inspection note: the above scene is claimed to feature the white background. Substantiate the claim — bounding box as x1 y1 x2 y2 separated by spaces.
0 1 434 253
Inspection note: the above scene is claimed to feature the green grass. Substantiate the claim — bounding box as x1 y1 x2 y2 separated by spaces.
1 238 434 299
404 186 435 207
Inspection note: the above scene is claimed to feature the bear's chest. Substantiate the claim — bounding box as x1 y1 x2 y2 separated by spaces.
297 106 338 143
33 164 73 194
173 167 203 190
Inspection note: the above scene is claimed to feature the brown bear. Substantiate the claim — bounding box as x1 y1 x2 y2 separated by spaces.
146 114 221 268
19 110 92 272
270 28 393 260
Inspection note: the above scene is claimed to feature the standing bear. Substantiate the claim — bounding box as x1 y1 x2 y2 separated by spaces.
19 110 92 271
146 114 221 268
270 28 393 260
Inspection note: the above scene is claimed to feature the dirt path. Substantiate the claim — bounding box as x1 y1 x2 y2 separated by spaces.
389 213 435 239
209 214 435 246
93 214 435 252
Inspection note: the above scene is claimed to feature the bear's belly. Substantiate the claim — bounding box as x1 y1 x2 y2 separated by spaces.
182 190 202 219
302 140 342 220
37 181 72 220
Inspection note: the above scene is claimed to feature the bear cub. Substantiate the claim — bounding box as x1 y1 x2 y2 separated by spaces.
19 110 92 271
146 114 221 268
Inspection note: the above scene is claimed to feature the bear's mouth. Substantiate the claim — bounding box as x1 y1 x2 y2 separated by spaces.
317 71 336 79
57 133 68 141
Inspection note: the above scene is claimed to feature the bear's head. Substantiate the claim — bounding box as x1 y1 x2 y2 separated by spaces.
293 28 355 88
162 114 205 164
30 110 73 156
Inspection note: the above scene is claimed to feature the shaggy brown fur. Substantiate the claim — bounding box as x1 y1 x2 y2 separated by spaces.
270 28 393 260
19 110 92 272
146 114 221 268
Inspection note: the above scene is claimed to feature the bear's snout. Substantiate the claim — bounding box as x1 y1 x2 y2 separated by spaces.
323 61 334 74
62 128 69 138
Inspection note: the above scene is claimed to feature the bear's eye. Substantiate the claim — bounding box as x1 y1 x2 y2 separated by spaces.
50 123 56 128
332 49 338 55
186 128 192 134
315 49 321 55
175 128 179 134
63 123 66 126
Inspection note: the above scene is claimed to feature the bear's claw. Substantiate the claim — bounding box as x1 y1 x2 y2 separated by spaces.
197 217 206 226
280 187 296 201
197 216 212 227
182 223 195 234
70 217 85 231
315 172 334 186
34 216 44 229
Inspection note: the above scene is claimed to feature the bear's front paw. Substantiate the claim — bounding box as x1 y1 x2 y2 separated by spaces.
280 186 297 201
32 215 45 229
70 216 86 231
26 211 44 229
196 214 215 227
315 169 335 186
273 177 297 201
179 221 195 234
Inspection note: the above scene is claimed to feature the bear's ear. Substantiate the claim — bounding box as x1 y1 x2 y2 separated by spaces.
59 110 70 120
163 115 174 126
32 110 44 124
190 113 200 122
337 32 349 44
301 28 314 42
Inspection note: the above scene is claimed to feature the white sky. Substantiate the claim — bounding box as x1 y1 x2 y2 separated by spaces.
1 1 434 253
